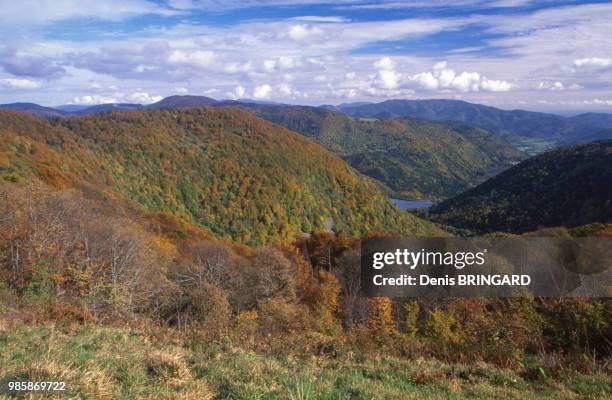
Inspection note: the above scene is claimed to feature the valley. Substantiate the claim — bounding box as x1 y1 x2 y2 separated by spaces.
2 1 611 398
1 97 529 200
0 98 610 400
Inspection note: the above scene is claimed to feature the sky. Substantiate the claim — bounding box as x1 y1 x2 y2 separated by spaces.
0 0 611 113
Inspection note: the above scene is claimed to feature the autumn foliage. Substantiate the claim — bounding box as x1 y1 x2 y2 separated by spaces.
0 109 609 378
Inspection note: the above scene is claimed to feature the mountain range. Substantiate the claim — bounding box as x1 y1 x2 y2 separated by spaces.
4 96 611 148
2 96 611 200
0 96 530 199
335 99 612 152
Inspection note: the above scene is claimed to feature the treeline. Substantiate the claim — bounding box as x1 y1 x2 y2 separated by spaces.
1 183 609 375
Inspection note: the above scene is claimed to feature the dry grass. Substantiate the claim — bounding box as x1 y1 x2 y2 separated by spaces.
145 350 191 389
0 322 609 399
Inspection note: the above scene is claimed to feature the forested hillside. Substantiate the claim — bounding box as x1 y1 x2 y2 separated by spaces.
429 140 612 233
338 99 612 150
0 109 440 245
1 180 609 398
225 103 523 199
1 99 526 199
1 109 609 399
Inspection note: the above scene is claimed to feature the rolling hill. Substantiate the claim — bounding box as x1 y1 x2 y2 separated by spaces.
0 102 67 118
148 95 217 108
0 108 441 245
568 112 612 130
2 97 559 200
429 140 612 233
222 102 524 199
338 99 612 151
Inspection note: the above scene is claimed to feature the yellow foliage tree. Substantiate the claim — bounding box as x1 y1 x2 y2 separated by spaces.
368 297 396 337
314 269 341 336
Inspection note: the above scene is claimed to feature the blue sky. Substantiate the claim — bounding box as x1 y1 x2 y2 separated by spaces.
0 0 611 112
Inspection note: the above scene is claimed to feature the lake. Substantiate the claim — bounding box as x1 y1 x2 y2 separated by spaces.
389 198 433 210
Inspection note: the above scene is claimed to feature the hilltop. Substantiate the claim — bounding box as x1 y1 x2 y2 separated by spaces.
225 102 524 199
0 108 441 245
148 95 217 108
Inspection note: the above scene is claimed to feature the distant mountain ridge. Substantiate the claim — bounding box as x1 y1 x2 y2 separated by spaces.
3 96 612 147
148 95 217 108
74 103 144 114
336 99 612 150
0 102 67 118
0 96 526 199
3 96 610 200
429 140 612 233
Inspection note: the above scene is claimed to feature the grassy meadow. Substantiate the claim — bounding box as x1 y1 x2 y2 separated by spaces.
0 321 609 400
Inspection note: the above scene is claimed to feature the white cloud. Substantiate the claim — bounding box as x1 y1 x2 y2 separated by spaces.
224 61 252 73
573 58 611 68
488 0 533 7
373 60 512 94
71 90 161 105
277 82 292 96
71 95 119 105
0 78 41 89
373 57 401 90
573 57 612 71
537 81 564 91
449 71 481 92
133 65 158 73
175 86 189 93
376 70 401 90
410 72 439 90
481 3 612 70
168 50 215 68
227 85 246 99
582 99 612 106
253 84 272 99
480 79 512 92
536 81 583 91
341 1 485 10
538 98 612 107
293 16 349 23
0 0 177 26
262 56 298 73
277 56 296 69
128 91 163 103
374 57 394 70
287 24 322 40
167 0 361 11
263 59 277 72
